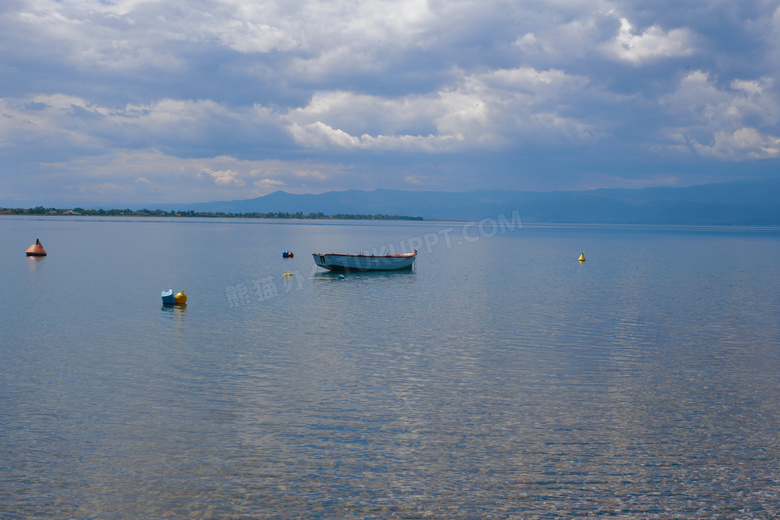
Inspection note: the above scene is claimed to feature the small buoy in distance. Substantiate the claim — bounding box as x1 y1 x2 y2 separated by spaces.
578 252 586 262
283 273 293 277
174 291 187 304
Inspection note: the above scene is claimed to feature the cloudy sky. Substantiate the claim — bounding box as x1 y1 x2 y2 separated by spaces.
1 0 779 206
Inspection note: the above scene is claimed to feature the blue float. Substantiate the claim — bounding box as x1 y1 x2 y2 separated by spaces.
161 289 175 305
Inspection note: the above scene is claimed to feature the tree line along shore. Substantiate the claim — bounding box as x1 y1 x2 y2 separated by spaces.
0 206 423 220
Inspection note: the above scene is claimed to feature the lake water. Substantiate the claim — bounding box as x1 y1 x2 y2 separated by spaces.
1 216 779 519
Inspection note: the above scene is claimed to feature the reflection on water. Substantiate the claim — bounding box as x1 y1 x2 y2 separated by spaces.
312 269 416 281
1 218 779 519
25 254 46 271
160 303 187 314
160 303 187 337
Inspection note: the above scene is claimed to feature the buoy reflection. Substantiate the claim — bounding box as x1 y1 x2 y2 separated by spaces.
161 303 187 317
26 255 45 272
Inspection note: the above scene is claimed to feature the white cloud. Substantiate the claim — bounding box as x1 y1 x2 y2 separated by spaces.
289 122 360 149
731 77 774 96
661 71 780 159
287 121 459 152
254 178 286 189
285 66 600 152
200 168 246 186
0 93 285 159
291 169 328 180
215 20 300 54
693 128 780 160
512 32 544 54
604 17 697 64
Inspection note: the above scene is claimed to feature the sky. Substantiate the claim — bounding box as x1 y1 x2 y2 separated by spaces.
1 0 780 206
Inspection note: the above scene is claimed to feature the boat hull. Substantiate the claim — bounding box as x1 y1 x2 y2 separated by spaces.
312 252 416 272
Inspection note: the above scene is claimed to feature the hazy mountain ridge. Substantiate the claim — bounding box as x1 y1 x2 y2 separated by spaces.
6 178 778 225
162 178 780 224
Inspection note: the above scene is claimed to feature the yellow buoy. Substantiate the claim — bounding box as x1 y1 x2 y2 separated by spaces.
283 273 293 277
578 252 586 262
174 291 187 304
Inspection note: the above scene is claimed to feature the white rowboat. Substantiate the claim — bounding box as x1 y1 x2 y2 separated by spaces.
312 251 416 272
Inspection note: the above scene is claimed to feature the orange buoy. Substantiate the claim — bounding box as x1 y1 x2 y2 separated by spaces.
26 239 47 256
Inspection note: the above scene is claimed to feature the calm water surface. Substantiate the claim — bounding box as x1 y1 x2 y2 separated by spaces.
1 216 779 519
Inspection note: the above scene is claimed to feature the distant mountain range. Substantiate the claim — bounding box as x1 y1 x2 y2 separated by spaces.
161 178 780 225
